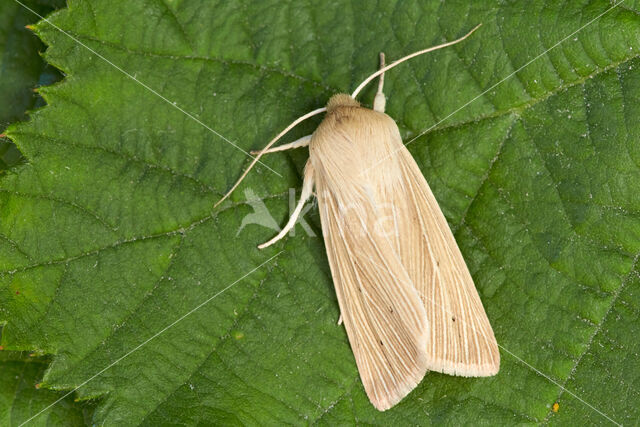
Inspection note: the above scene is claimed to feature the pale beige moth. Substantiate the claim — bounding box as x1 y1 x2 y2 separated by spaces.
215 24 499 411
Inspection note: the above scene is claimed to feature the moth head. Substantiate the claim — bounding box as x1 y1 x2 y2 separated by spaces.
326 93 360 112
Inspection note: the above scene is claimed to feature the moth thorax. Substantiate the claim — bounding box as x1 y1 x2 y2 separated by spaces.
326 94 360 112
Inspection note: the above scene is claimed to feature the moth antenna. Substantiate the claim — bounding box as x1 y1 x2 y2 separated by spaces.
214 107 326 208
351 23 481 99
377 52 385 94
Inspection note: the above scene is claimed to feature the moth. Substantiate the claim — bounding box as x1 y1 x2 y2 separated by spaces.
215 24 499 411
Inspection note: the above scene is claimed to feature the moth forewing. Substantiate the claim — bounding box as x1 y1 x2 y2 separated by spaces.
311 100 432 410
387 134 500 377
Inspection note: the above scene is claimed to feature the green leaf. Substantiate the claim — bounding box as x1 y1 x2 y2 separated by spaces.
0 2 85 424
0 343 91 426
1 0 640 424
0 0 64 171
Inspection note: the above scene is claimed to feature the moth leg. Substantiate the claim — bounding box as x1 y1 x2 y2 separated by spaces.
373 52 386 113
258 160 315 249
250 134 312 155
337 314 343 325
